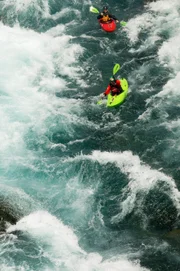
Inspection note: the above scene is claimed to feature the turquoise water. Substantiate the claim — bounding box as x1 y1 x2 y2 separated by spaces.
0 0 180 270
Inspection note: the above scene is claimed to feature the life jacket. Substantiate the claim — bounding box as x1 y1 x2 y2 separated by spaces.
111 86 120 94
110 80 122 95
110 80 120 89
101 14 110 22
104 80 121 96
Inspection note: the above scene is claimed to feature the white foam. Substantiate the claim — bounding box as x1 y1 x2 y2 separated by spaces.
2 0 50 18
126 13 154 43
67 150 180 223
7 211 83 255
148 0 180 13
0 23 85 168
125 0 180 124
126 0 180 65
158 34 180 72
50 7 81 21
7 211 149 271
0 265 26 271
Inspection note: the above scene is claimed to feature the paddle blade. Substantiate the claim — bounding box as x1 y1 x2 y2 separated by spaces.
120 21 127 27
113 64 120 75
97 99 103 105
90 6 99 14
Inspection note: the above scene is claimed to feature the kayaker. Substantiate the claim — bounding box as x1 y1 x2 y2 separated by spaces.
97 6 119 23
100 77 123 98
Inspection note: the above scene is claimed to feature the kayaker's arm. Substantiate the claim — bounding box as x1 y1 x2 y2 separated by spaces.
116 80 124 93
99 85 111 99
116 80 121 87
104 85 111 96
109 13 119 22
97 13 103 19
115 80 123 91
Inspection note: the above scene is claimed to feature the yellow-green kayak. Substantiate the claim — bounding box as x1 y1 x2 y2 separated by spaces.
107 78 128 108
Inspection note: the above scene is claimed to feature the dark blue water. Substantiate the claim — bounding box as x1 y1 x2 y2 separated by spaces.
0 0 180 270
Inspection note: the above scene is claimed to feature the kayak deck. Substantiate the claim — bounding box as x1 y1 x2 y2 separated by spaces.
107 78 128 107
98 19 116 32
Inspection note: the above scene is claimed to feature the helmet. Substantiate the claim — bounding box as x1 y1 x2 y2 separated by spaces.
110 77 116 85
103 6 108 11
110 76 115 82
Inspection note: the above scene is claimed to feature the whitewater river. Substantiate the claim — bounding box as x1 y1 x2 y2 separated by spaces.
0 0 180 270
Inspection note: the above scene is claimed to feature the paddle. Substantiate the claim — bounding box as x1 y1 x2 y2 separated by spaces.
113 63 120 76
89 6 127 27
97 64 120 105
120 21 127 27
89 6 99 14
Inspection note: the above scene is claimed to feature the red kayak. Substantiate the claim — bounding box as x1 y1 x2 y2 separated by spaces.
98 19 116 32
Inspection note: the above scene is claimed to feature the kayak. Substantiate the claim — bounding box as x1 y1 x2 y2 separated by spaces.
107 78 128 107
98 19 116 32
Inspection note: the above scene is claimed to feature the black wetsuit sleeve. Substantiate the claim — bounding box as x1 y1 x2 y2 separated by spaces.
97 14 103 19
109 13 118 21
